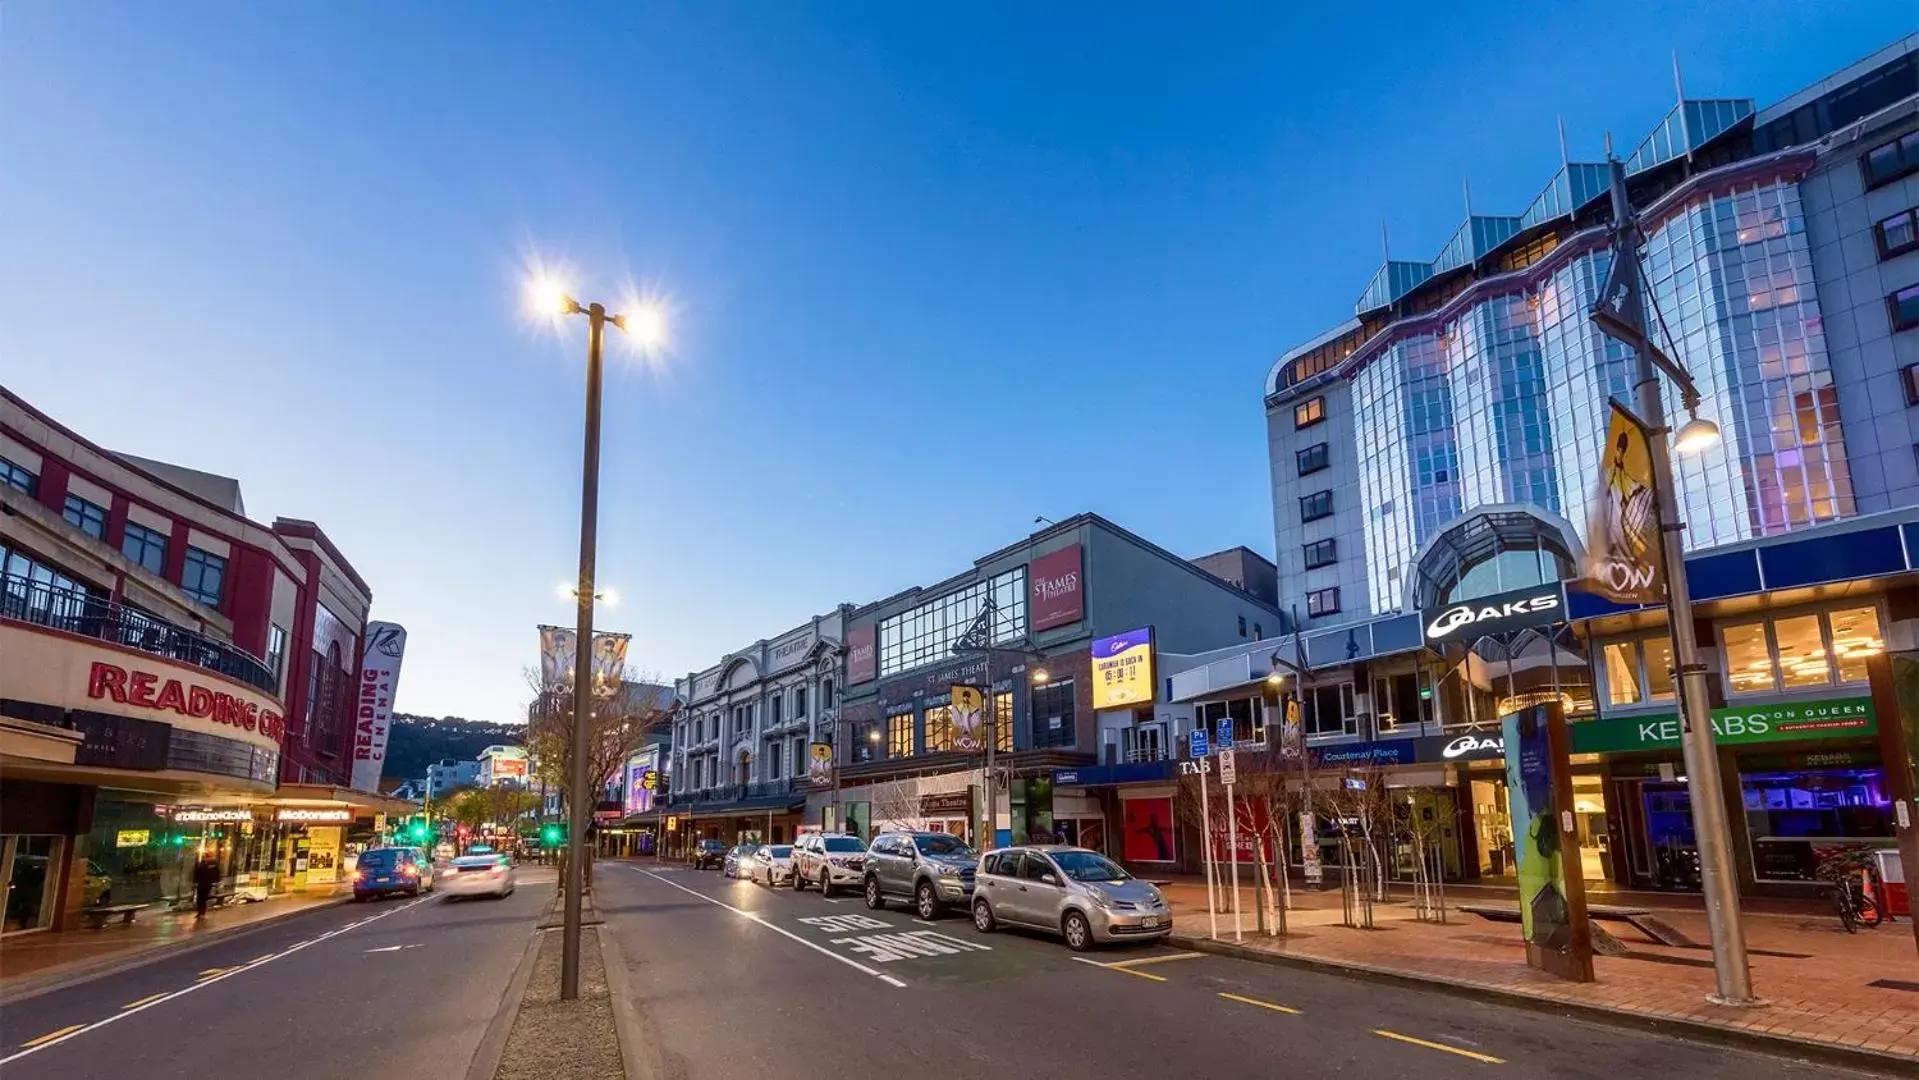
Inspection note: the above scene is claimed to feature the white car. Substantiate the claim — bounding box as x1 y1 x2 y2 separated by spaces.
439 854 516 900
752 845 796 887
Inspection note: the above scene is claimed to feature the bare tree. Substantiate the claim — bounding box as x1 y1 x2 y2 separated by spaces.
868 778 921 833
524 666 674 812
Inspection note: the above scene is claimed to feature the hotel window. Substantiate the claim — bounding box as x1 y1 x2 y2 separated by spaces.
0 455 35 495
1890 284 1919 332
1296 442 1329 476
1877 207 1919 260
924 705 953 753
1303 539 1337 570
886 712 915 757
121 523 168 575
1599 636 1676 707
1031 680 1076 748
182 547 226 608
1720 606 1885 695
1300 489 1333 523
1862 130 1919 189
1294 396 1326 429
62 495 107 540
994 692 1013 753
1306 587 1340 617
267 624 289 684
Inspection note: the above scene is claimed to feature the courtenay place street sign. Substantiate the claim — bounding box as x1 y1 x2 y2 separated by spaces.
1570 696 1876 754
1420 582 1566 643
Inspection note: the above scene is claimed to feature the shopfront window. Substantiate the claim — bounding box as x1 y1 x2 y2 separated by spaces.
1742 767 1893 881
1720 605 1885 696
3 835 63 933
1600 636 1676 707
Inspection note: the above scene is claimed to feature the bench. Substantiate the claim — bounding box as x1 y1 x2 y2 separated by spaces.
1458 902 1704 952
165 889 238 913
81 903 146 929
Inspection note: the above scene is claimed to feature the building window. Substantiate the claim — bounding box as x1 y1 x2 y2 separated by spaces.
1889 284 1919 332
1877 207 1919 260
1303 539 1338 570
794 685 808 718
1253 623 1263 641
182 547 226 608
1303 682 1358 738
1599 636 1675 707
121 523 168 575
793 738 806 777
62 495 107 540
994 692 1013 753
1294 396 1326 429
1720 605 1885 695
770 693 783 727
924 704 953 753
768 743 783 780
1031 680 1076 748
1296 443 1329 476
1300 489 1333 522
1196 697 1264 747
1906 366 1919 406
886 712 914 757
1237 614 1248 637
878 566 1028 678
1306 587 1340 617
1863 130 1919 189
821 677 834 709
267 624 289 684
0 456 36 495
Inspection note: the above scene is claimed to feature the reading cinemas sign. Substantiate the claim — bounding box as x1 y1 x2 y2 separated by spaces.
1421 582 1566 644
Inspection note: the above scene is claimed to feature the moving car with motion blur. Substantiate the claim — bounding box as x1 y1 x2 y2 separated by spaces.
863 831 976 919
723 843 762 879
693 838 728 870
752 844 795 887
352 846 434 901
790 833 867 896
970 846 1170 951
439 852 517 900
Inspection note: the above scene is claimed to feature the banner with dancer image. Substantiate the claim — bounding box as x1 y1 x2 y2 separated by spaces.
950 684 987 752
537 625 631 697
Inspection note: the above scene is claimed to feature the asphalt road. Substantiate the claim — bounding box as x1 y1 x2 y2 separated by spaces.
1 868 553 1080
600 860 1883 1080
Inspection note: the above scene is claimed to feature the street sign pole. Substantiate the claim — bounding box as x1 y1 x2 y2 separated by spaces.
1222 748 1241 942
1199 764 1218 941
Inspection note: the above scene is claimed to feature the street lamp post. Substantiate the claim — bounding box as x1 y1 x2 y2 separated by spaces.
534 280 661 1003
1593 159 1756 1006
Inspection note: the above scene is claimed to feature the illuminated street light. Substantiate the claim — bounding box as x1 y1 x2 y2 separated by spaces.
1674 413 1722 455
1030 668 1051 685
556 583 618 607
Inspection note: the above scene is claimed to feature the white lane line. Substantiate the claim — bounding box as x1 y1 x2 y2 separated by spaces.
820 897 845 904
0 896 433 1065
911 918 937 926
636 868 903 990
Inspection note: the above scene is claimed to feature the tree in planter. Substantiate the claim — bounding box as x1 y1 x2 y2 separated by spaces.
1322 764 1396 928
1173 750 1302 936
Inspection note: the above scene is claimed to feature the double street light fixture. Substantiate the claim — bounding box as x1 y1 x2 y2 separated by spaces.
528 274 665 1003
557 583 619 607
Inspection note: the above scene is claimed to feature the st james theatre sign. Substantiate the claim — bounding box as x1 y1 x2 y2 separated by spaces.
1421 582 1566 644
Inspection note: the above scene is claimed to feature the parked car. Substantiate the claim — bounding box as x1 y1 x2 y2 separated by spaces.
693 839 728 870
723 843 762 879
752 845 796 887
971 846 1169 950
862 831 976 919
790 834 867 896
440 853 516 900
82 860 112 907
353 846 434 900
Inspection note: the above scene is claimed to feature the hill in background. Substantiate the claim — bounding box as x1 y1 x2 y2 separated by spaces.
381 713 523 784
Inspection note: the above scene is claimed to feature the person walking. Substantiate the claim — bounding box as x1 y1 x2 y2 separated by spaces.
192 849 222 920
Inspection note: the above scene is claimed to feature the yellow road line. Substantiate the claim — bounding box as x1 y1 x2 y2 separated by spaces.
1109 965 1167 981
122 993 168 1010
21 1026 84 1049
1374 1029 1505 1064
1107 951 1204 969
196 967 228 979
1219 991 1302 1015
247 953 274 964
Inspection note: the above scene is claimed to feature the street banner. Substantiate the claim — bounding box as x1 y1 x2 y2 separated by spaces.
350 621 407 793
590 632 630 697
1501 702 1594 982
537 626 629 697
1281 697 1303 759
807 741 834 785
1300 811 1322 883
951 684 987 752
1090 627 1154 709
1585 402 1664 604
538 625 575 688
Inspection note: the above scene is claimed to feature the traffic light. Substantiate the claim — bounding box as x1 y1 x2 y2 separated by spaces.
408 819 431 843
541 823 564 847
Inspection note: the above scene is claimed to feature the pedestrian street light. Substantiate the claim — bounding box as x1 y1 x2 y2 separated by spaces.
556 583 619 607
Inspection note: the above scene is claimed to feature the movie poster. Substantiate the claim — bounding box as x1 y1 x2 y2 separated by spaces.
1121 796 1175 863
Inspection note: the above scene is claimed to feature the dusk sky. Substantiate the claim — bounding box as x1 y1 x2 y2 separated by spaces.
3 2 1912 726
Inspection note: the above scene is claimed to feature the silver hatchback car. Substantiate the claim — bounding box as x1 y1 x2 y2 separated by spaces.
971 846 1171 950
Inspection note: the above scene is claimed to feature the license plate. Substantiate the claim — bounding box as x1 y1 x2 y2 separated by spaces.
375 876 391 883
1140 916 1167 929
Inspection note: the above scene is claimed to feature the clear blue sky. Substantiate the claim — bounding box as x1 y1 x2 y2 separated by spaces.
3 3 1912 727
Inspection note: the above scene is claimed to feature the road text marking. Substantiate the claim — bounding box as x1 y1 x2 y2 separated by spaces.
1070 956 1165 981
1374 1030 1505 1064
121 994 168 1010
21 1026 84 1049
1219 991 1301 1015
0 895 432 1065
828 930 991 963
638 868 904 989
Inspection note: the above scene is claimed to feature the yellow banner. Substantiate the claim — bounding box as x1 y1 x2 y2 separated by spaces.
1585 403 1665 604
951 685 987 752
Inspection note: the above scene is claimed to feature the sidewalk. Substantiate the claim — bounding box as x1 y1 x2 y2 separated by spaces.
1160 877 1919 1067
0 890 350 1004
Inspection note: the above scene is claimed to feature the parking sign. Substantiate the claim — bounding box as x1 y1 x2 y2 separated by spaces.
1189 728 1210 759
1219 749 1237 786
1215 717 1234 750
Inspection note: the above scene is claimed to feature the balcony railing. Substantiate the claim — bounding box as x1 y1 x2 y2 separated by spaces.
1 572 279 696
668 778 799 807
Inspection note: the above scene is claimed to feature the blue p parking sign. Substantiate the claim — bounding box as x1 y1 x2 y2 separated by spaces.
1215 717 1235 750
1189 728 1210 759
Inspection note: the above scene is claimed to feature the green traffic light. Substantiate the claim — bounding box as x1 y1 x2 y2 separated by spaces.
541 824 562 846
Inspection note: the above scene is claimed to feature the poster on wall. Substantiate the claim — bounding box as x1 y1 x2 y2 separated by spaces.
350 622 408 794
1091 627 1154 709
305 828 341 886
807 742 834 784
1500 703 1593 982
1029 545 1084 630
1121 796 1175 863
846 624 877 685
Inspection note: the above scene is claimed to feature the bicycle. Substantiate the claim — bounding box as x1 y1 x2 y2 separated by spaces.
1815 844 1884 933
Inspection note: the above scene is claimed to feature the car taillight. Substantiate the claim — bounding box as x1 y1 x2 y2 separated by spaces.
353 869 365 882
491 865 508 876
400 864 419 877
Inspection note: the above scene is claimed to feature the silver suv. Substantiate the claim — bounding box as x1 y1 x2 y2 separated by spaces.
790 833 868 896
862 831 976 919
971 846 1170 951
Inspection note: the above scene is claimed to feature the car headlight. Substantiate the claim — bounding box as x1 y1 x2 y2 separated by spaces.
1087 889 1115 910
937 863 962 878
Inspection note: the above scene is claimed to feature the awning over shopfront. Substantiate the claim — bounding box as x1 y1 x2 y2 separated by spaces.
267 783 418 820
